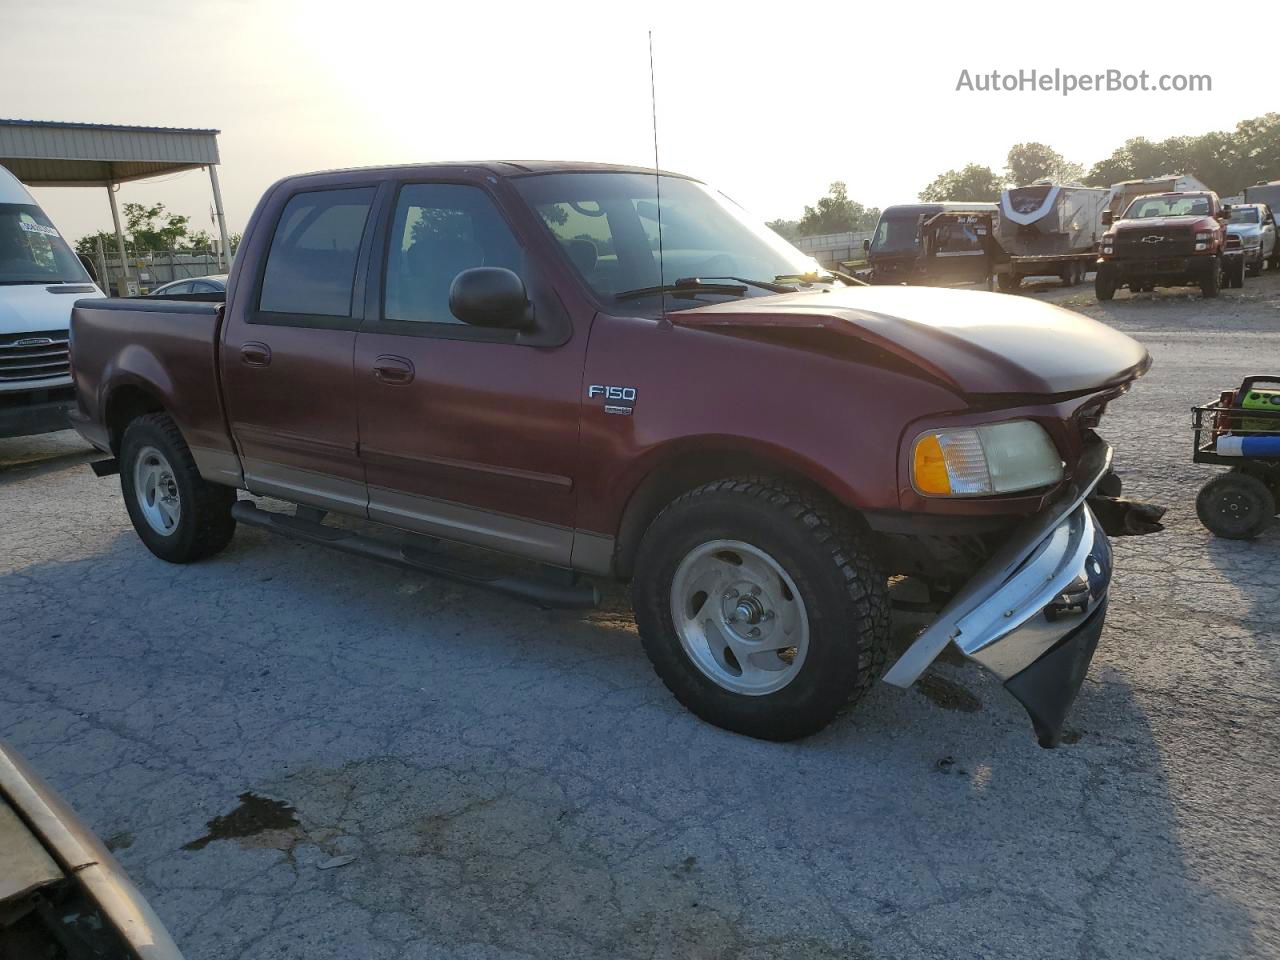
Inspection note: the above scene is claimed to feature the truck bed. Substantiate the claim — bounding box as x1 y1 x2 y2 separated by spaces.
69 297 237 480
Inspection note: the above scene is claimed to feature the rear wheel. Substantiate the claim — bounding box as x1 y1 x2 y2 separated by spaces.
120 413 236 563
1229 257 1246 288
1196 472 1275 539
633 477 889 741
997 272 1021 292
1201 257 1221 298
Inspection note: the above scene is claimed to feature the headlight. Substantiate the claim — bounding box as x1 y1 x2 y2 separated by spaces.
1101 244 1113 255
911 420 1064 497
1195 231 1212 241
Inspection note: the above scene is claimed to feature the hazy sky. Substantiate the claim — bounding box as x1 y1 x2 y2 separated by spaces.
4 0 1273 242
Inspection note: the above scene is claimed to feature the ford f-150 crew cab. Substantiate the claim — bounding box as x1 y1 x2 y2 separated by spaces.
69 161 1157 746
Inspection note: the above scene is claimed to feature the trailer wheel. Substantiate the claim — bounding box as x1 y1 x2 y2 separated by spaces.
997 273 1021 292
1095 272 1116 301
632 477 889 741
1196 472 1275 540
120 413 237 563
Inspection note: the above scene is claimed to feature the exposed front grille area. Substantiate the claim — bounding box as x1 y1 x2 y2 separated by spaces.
1115 233 1196 259
0 329 70 384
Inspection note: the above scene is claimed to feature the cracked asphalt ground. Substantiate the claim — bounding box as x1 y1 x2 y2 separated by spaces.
3 274 1279 960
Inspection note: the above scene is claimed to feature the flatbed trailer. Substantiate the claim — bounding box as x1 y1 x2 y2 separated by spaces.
917 211 1095 291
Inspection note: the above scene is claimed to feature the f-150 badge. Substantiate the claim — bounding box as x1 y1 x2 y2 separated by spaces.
588 384 637 416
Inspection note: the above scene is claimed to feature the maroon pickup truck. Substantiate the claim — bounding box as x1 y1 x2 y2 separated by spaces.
1096 190 1242 299
69 161 1156 746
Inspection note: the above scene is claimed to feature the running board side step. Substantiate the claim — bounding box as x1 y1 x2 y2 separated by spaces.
230 501 600 609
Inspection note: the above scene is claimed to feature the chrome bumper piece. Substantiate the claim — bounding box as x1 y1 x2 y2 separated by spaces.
884 443 1114 744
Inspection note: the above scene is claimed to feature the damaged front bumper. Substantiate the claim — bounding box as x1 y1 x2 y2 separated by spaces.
883 443 1117 747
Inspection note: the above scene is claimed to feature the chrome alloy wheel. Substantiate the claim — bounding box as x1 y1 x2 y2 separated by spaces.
669 540 810 695
134 445 181 536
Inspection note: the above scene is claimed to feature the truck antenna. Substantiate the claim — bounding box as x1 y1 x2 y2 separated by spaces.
648 30 667 320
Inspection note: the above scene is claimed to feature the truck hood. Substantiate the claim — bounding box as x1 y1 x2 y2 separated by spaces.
672 285 1151 397
1112 215 1214 232
0 282 103 336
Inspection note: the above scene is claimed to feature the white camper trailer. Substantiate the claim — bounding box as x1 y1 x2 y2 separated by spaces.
1105 174 1211 218
993 181 1109 290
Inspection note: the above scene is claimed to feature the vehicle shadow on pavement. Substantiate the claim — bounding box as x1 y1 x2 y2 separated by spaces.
0 508 1266 959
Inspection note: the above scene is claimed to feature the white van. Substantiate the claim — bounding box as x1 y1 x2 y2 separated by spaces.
0 163 103 438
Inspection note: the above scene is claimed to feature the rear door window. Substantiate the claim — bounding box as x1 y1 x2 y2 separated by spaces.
259 187 375 318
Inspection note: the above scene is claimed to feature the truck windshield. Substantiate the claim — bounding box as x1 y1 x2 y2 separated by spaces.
1122 195 1212 219
0 203 90 284
512 172 824 306
1229 208 1260 224
870 213 924 254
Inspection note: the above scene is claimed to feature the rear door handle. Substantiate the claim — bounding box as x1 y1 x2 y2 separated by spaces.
373 355 414 385
240 342 271 367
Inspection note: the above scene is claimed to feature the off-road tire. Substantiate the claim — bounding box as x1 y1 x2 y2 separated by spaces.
1095 272 1116 301
632 477 890 741
1196 472 1275 540
1201 257 1221 298
120 413 237 563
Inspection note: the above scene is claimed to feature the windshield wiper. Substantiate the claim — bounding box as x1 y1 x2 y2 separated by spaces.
0 279 58 286
692 275 798 294
614 279 749 301
774 270 866 287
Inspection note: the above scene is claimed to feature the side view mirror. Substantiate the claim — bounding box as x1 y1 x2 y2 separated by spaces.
1219 204 1231 218
1100 211 1114 226
449 267 534 330
862 237 871 254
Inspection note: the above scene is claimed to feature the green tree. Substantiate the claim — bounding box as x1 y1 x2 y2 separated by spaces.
766 218 800 241
919 164 1005 202
797 182 879 236
1006 143 1084 185
74 230 120 258
185 229 213 251
123 202 190 252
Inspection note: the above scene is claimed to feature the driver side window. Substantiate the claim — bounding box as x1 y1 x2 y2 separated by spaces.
383 183 525 325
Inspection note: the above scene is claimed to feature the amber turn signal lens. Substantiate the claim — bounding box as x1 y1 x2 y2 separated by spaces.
912 433 951 495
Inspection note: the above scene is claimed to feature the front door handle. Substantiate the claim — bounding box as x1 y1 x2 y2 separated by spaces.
240 342 271 367
373 355 415 385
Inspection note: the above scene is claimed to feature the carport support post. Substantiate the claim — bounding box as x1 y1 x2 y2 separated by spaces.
208 164 231 271
106 183 130 296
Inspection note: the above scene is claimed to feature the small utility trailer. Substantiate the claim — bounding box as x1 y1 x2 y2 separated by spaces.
1193 377 1280 539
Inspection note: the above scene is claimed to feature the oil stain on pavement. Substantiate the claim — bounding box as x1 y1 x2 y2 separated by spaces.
182 792 299 851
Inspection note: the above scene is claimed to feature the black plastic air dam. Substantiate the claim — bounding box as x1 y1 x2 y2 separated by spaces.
1004 599 1108 748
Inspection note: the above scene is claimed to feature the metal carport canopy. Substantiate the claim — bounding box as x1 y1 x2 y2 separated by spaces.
0 118 231 282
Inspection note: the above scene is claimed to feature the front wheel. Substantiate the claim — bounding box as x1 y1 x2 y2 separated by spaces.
121 413 237 563
1095 271 1116 301
632 478 889 741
